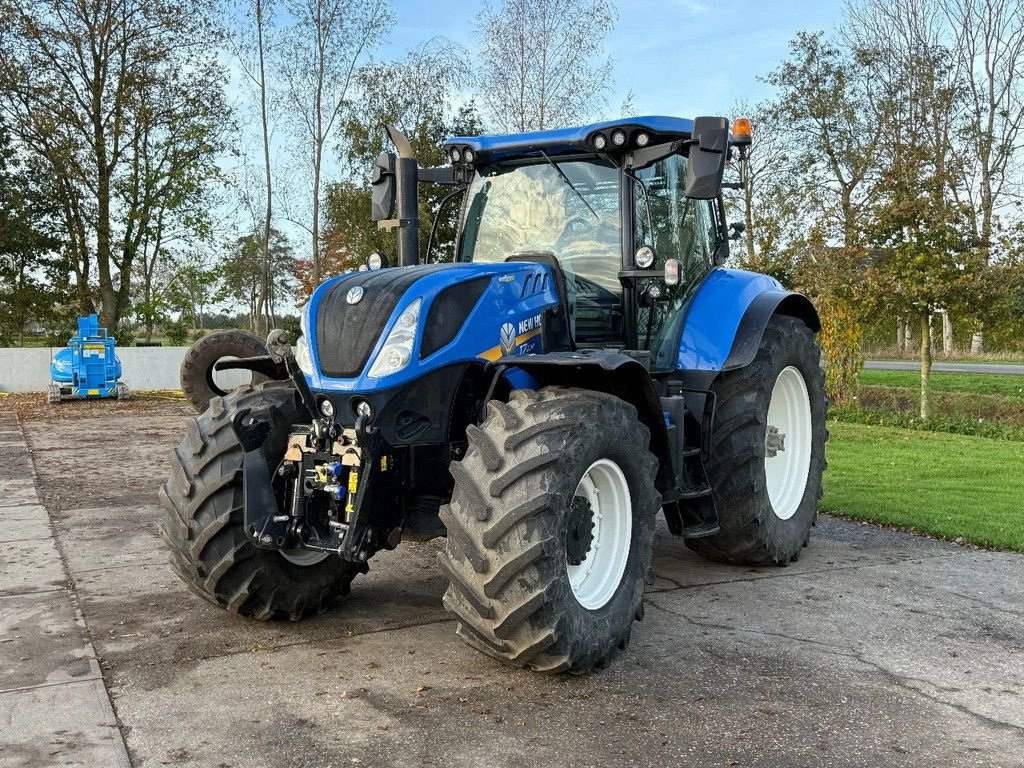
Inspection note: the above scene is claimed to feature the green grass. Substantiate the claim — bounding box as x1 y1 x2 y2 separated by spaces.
822 421 1024 552
859 368 1024 397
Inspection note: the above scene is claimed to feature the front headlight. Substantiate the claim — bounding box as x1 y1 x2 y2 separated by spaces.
295 335 313 374
367 298 421 379
294 307 313 375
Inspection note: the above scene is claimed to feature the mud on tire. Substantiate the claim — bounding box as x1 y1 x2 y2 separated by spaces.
686 315 827 566
179 329 270 413
159 383 364 620
440 387 661 673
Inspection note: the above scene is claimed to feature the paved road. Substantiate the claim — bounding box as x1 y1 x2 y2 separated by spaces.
865 359 1024 375
4 404 1024 767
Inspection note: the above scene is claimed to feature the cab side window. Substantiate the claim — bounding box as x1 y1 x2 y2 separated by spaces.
634 154 716 283
633 153 718 368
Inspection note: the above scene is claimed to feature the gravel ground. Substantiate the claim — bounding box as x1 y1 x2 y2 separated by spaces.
5 398 1024 768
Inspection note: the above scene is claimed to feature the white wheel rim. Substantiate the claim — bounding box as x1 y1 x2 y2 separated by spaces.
764 365 812 521
567 458 632 611
279 547 329 567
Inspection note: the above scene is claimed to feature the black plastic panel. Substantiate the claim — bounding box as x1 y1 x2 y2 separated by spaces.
420 277 491 359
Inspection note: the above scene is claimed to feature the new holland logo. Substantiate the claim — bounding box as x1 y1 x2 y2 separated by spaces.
346 286 364 305
499 322 517 356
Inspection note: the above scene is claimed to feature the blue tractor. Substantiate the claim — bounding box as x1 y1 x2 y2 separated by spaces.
48 314 129 403
161 116 826 672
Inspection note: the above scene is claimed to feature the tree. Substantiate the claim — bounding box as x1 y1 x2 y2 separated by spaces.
221 228 296 331
166 251 221 331
276 0 390 285
298 180 383 297
0 125 61 345
0 0 229 331
849 0 978 418
941 0 1024 352
768 31 884 250
128 64 227 343
863 170 976 419
766 31 884 403
224 0 278 336
475 0 616 132
729 101 807 286
311 43 484 299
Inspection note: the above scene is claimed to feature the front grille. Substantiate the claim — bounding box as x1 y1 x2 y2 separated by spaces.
314 265 451 378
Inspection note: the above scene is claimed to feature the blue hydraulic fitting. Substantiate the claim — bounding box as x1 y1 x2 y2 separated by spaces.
324 483 346 501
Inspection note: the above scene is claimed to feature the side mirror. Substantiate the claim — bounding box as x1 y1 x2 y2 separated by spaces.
685 116 729 200
371 152 396 222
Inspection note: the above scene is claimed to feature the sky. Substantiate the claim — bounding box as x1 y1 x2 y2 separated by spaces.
380 0 848 119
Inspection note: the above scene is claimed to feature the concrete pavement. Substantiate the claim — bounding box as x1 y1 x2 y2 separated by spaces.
4 403 1024 767
0 410 131 768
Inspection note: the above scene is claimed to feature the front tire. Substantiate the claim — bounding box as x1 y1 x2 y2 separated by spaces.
440 387 660 673
159 383 364 619
686 315 827 565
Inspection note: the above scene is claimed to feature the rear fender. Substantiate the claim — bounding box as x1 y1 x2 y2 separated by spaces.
678 268 820 372
495 350 675 492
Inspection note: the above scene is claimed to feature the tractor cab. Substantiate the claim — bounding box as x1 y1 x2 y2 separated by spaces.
448 122 727 367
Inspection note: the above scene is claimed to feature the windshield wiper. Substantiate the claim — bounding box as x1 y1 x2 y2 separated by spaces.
539 150 598 220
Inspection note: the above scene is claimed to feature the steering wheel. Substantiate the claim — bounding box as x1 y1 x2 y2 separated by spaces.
555 214 596 250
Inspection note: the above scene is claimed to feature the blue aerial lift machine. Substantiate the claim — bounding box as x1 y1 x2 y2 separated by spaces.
48 314 129 403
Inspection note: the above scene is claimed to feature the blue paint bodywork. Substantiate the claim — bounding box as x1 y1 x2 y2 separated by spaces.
50 314 123 397
446 116 696 159
676 268 786 371
304 262 559 393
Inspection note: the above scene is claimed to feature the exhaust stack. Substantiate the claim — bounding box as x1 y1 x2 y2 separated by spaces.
386 125 419 268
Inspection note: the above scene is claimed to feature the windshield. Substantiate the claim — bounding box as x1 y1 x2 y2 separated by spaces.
458 157 622 344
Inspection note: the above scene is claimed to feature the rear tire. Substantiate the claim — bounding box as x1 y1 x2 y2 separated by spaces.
159 383 364 620
685 315 827 565
179 329 269 413
440 387 660 673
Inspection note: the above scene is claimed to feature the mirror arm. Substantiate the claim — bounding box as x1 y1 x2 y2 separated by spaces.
419 166 472 186
623 139 688 171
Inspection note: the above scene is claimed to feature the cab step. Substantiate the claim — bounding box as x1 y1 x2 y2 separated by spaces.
675 484 712 500
679 522 721 539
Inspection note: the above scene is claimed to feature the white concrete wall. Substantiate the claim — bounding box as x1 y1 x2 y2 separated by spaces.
0 347 252 393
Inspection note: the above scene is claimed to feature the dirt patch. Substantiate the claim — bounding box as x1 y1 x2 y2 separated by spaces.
859 385 1024 422
2 391 193 423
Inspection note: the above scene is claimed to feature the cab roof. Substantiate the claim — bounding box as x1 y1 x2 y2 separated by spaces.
444 115 695 162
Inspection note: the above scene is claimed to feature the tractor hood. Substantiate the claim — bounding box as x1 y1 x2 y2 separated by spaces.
303 262 562 393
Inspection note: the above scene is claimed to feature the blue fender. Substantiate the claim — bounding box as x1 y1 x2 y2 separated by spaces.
677 268 820 372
